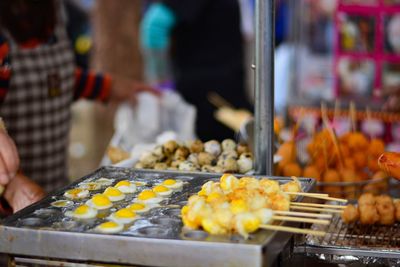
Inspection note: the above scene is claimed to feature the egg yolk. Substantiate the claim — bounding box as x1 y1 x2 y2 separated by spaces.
153 185 169 193
116 180 131 187
230 199 248 214
75 205 90 215
128 203 146 211
92 194 111 207
206 192 224 203
138 190 157 200
83 183 99 190
163 179 176 186
115 208 136 218
242 216 260 233
104 187 123 197
99 221 119 229
67 189 83 197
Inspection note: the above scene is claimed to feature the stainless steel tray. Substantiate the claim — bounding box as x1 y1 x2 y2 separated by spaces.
0 167 315 267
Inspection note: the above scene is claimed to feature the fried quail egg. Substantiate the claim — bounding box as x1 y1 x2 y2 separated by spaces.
103 187 125 202
109 208 137 224
64 188 89 200
254 208 273 224
114 180 137 194
220 174 239 193
86 194 113 210
79 182 102 191
51 200 74 208
95 221 124 234
136 190 163 204
66 204 97 219
234 212 261 238
127 202 155 213
152 185 173 197
96 178 115 186
161 179 184 189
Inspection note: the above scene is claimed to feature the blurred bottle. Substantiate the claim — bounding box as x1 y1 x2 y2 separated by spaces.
143 48 174 90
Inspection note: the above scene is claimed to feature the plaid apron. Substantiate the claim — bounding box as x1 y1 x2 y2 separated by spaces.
0 19 75 193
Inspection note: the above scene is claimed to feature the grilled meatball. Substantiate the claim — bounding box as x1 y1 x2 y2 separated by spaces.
341 204 359 224
358 193 376 206
376 195 395 225
359 205 380 225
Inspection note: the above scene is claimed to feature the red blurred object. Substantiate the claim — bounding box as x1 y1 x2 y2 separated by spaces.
378 152 400 180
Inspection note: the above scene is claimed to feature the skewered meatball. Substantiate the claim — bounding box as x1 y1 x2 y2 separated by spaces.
198 152 217 166
163 140 179 155
221 139 237 152
394 200 400 222
376 195 395 225
204 140 222 157
358 193 376 206
189 140 204 153
359 205 379 225
341 204 359 224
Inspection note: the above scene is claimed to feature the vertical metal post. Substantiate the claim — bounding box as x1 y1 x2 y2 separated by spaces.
254 0 275 175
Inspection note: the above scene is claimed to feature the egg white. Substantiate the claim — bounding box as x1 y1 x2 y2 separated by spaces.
103 187 126 202
85 194 113 210
115 181 137 194
65 205 98 219
51 200 74 208
161 179 183 190
96 178 115 186
95 221 124 234
127 202 158 214
78 182 102 191
108 210 137 224
152 186 173 197
64 189 89 200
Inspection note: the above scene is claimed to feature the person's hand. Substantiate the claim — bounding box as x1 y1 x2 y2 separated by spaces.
0 120 20 185
376 85 400 112
109 76 160 105
3 172 45 213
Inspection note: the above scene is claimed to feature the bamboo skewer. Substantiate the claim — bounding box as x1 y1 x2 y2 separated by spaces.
350 101 357 132
273 210 332 219
271 215 330 225
260 224 326 237
290 205 343 214
290 202 346 209
286 192 329 197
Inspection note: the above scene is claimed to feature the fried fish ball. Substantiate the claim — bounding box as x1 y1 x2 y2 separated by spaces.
190 140 204 153
354 152 368 170
341 204 359 224
359 205 379 225
376 195 395 225
358 193 376 206
303 165 320 180
394 200 400 222
282 163 302 177
368 138 385 157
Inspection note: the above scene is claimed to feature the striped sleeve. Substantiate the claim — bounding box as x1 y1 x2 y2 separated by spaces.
0 36 11 103
73 68 112 102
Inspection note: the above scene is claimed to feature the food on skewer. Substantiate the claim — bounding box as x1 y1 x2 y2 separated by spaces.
378 152 400 180
342 193 400 225
182 174 329 238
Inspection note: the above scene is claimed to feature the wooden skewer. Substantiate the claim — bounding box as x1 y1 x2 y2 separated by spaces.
350 101 357 132
273 210 332 219
260 224 326 237
290 202 346 209
286 192 329 197
207 91 234 109
290 206 343 214
271 215 330 225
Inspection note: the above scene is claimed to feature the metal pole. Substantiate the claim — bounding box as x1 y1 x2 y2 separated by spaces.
254 0 275 175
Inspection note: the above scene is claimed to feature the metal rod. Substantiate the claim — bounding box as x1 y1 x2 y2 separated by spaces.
254 0 275 175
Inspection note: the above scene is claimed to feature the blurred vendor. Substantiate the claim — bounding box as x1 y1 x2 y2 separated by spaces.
0 0 157 212
141 0 253 141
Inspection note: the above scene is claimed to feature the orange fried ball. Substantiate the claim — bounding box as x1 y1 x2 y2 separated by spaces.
375 195 395 225
282 162 302 177
368 138 385 157
347 132 369 151
358 193 376 206
359 205 380 225
303 165 320 180
354 152 368 169
342 204 359 224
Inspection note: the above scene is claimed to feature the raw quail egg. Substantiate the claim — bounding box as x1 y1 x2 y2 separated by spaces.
237 154 253 174
152 185 173 197
66 204 97 219
127 202 156 213
64 188 89 200
109 208 137 224
204 140 222 157
178 161 198 172
221 139 237 151
51 200 74 208
95 221 124 234
114 180 137 194
96 178 115 186
86 194 113 210
79 182 102 191
162 179 184 189
103 187 126 202
136 190 163 204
